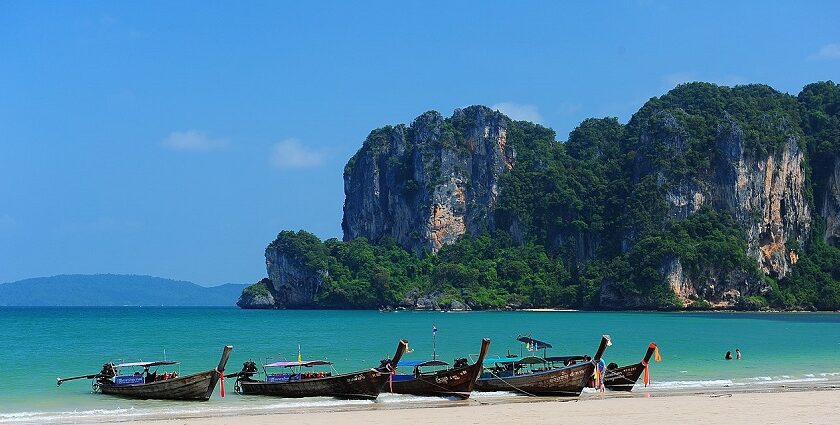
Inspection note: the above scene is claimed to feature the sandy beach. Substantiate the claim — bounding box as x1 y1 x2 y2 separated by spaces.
104 388 840 425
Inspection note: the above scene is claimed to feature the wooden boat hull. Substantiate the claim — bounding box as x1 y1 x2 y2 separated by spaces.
238 369 387 400
601 343 657 391
99 369 221 401
388 338 491 399
97 345 232 401
474 362 594 397
236 339 409 400
388 365 477 399
603 363 645 391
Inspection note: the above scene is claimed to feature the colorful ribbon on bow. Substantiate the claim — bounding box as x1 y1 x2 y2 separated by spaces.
642 343 661 387
593 359 606 392
218 370 225 397
387 362 395 393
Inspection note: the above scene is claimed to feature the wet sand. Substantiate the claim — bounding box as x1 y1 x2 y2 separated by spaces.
118 388 840 425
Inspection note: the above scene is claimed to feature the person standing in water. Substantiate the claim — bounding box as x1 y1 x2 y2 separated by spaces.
736 348 742 360
725 351 733 360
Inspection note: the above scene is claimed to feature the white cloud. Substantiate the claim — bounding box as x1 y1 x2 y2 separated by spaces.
813 43 840 60
162 130 228 151
491 102 543 123
270 139 324 169
557 102 583 115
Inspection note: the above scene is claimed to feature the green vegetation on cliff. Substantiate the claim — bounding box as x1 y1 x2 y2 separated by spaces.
256 231 577 309
774 222 840 310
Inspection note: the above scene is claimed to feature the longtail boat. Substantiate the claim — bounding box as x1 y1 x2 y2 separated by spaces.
474 335 611 397
602 342 659 391
388 338 491 399
232 340 408 400
56 345 233 401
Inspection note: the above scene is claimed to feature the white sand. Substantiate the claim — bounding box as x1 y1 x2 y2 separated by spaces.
118 389 840 425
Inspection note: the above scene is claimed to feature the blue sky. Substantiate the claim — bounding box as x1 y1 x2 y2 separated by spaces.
1 1 838 285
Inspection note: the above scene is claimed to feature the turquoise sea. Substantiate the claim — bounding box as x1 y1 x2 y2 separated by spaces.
0 308 838 422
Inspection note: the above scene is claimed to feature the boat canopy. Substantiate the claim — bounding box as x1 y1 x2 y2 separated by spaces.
116 361 179 368
264 360 333 368
397 360 449 368
482 355 546 366
516 336 553 349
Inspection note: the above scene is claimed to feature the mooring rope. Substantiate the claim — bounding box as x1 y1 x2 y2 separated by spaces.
485 369 540 397
390 366 473 398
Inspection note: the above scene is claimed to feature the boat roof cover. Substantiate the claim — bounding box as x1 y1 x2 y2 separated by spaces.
264 360 333 368
116 361 179 368
482 355 546 366
397 360 450 367
517 336 553 349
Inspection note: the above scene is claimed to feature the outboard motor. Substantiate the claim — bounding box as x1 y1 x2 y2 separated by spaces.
99 363 116 378
377 358 393 372
240 361 258 376
233 361 259 394
453 358 468 368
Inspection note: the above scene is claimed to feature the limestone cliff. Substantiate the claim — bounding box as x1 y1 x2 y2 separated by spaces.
236 278 276 309
240 81 840 311
822 157 840 246
238 231 327 309
626 93 811 306
342 106 515 255
713 124 810 278
264 247 325 307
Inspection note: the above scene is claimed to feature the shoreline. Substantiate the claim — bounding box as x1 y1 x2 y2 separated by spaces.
3 306 838 313
8 382 839 424
101 386 840 425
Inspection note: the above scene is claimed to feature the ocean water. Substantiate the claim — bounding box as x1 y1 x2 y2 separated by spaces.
0 308 838 422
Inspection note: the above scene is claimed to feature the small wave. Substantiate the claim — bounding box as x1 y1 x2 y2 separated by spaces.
376 393 453 403
0 408 140 424
648 379 734 389
646 373 840 391
753 377 828 385
0 398 373 424
471 391 520 399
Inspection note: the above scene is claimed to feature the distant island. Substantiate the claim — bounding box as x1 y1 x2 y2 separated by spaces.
238 81 840 312
0 274 246 306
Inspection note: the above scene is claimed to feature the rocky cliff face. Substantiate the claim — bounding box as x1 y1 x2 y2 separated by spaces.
822 157 840 246
236 278 276 309
630 110 811 306
238 232 328 309
242 82 838 311
713 124 811 278
660 257 767 306
263 247 325 307
342 106 515 255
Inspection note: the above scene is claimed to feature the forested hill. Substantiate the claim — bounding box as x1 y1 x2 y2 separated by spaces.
239 81 840 311
0 274 246 306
